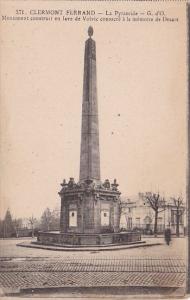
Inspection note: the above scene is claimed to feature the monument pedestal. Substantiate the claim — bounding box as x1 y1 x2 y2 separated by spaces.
59 178 120 235
37 178 141 246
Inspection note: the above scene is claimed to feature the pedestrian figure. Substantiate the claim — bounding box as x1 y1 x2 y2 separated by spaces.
164 228 171 245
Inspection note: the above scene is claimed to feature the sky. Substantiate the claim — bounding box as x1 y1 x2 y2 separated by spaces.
0 1 188 219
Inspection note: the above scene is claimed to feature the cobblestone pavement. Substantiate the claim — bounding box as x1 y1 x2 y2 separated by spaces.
0 257 185 273
0 238 187 291
0 257 186 289
0 271 185 289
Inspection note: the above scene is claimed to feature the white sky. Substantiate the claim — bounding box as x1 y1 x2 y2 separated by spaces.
0 1 187 219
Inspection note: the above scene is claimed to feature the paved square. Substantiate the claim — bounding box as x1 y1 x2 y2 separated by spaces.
0 237 187 295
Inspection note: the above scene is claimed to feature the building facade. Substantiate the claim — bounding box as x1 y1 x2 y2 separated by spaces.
120 194 185 235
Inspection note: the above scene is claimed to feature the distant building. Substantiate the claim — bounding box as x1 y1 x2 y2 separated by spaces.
120 194 185 235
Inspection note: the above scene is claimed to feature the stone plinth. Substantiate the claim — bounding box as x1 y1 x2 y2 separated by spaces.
37 231 141 246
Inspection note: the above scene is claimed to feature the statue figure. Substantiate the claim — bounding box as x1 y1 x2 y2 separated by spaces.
68 177 75 188
111 179 119 191
103 179 110 189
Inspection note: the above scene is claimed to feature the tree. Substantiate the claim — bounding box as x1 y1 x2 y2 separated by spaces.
140 192 166 236
51 209 60 231
0 219 4 237
28 216 37 237
13 218 22 238
40 208 52 231
3 209 14 237
170 197 185 237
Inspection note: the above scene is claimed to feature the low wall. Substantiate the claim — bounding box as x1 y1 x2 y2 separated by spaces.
37 231 141 246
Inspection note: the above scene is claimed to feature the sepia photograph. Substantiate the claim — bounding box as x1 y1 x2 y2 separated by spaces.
0 0 189 298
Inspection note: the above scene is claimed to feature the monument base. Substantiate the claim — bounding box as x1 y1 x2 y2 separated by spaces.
37 231 141 246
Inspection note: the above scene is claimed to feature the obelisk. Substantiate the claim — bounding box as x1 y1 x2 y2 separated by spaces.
79 26 100 184
58 27 121 239
37 27 142 246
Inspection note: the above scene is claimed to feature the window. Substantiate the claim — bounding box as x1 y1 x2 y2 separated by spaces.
171 210 175 224
127 217 132 229
135 218 140 227
144 216 152 225
179 213 183 224
171 210 183 225
158 217 162 224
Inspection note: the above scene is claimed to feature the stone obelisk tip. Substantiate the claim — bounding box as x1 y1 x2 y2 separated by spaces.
88 26 93 37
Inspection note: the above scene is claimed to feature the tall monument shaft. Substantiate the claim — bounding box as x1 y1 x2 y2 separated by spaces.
79 30 100 182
